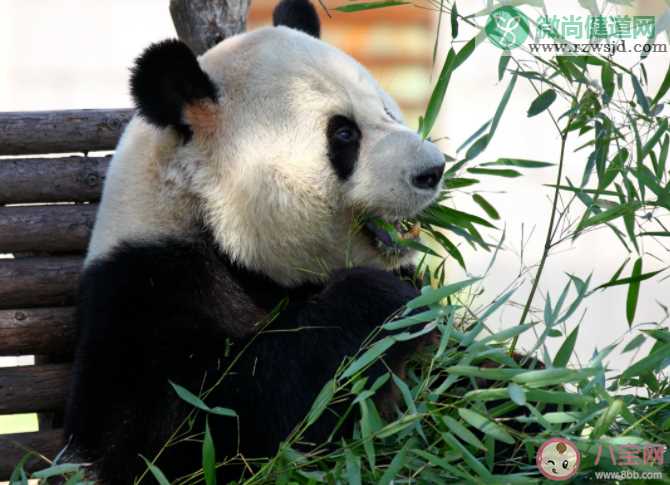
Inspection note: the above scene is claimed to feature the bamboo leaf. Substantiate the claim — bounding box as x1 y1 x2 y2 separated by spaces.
453 37 476 70
631 73 651 115
489 72 518 141
464 135 489 161
576 202 641 231
472 194 499 219
498 54 511 81
481 158 553 168
202 419 217 485
140 456 171 485
450 2 459 38
527 89 557 117
601 64 615 102
651 62 670 105
334 0 409 12
620 342 670 380
421 48 455 139
170 381 237 417
507 383 527 406
458 408 514 444
341 337 395 379
626 258 642 326
306 379 335 426
553 325 579 368
441 415 487 451
467 167 521 177
595 268 663 290
406 277 480 310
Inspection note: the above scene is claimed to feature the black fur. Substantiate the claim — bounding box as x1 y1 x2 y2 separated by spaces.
273 0 321 38
327 115 361 180
130 39 218 140
65 235 424 483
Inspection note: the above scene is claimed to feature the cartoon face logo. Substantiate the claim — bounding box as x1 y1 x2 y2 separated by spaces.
536 438 580 481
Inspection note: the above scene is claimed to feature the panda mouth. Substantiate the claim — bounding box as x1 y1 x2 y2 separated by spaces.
362 217 421 257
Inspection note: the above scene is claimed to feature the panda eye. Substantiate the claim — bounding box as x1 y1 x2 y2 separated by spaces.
335 126 357 143
328 116 360 144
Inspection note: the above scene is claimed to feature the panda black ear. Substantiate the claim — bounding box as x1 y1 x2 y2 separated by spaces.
130 39 218 138
273 0 321 38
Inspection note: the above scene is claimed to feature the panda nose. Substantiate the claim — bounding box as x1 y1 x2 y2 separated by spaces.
411 164 445 190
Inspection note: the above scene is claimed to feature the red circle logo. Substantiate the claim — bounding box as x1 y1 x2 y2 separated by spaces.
536 438 580 481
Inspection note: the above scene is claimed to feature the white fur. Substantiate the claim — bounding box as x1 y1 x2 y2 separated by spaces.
87 27 443 286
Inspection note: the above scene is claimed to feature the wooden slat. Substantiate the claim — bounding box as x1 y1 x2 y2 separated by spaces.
0 364 71 415
0 109 133 156
0 257 82 309
0 204 97 254
0 429 64 478
0 307 76 356
0 155 110 204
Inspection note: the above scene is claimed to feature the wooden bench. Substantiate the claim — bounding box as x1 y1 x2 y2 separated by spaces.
0 108 132 477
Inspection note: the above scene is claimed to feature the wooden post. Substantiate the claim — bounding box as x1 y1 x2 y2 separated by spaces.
170 0 251 56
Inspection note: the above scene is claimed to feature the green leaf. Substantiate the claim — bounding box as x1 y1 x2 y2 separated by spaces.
140 456 171 485
441 415 487 451
631 73 651 115
440 431 493 479
405 277 480 310
467 167 521 177
170 381 237 417
457 119 491 153
453 37 476 70
507 383 526 406
639 117 669 163
595 268 663 290
384 307 443 331
305 379 335 426
472 194 499 220
344 446 362 485
601 64 615 102
576 202 642 231
31 464 83 479
341 337 395 379
202 419 217 485
481 158 553 168
512 368 598 387
498 54 511 81
458 408 514 444
445 366 525 381
622 334 646 353
450 2 459 39
651 61 670 105
620 342 670 380
334 0 409 12
489 72 518 141
527 89 557 117
626 258 643 326
445 177 479 189
421 48 455 139
464 135 489 160
592 399 624 439
553 325 579 367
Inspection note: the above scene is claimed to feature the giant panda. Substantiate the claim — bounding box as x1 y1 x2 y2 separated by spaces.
64 0 446 482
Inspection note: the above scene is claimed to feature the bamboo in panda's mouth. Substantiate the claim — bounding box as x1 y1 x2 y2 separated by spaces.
362 217 421 256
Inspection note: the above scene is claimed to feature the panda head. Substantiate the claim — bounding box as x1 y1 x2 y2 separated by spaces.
96 0 445 286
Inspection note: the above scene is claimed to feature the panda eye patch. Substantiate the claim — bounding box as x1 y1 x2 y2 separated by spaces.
327 115 361 180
